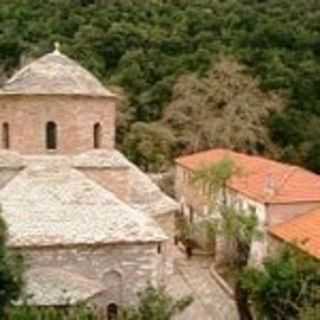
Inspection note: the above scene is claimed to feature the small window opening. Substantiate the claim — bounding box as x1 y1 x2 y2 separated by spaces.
2 122 10 149
107 303 118 320
94 123 102 149
46 121 57 150
189 206 194 224
157 244 162 254
249 205 257 215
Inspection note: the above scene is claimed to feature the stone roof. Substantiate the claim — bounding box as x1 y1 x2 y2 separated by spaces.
120 154 179 217
0 150 25 168
21 268 104 306
0 158 167 248
1 47 114 98
0 149 178 218
72 149 129 169
73 149 179 216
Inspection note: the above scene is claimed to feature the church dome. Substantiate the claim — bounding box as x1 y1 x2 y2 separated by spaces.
1 45 114 98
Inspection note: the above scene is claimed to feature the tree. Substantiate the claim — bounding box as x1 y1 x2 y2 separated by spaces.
121 285 192 320
1 0 320 171
163 57 285 157
123 122 176 172
192 158 261 320
0 212 24 317
241 246 320 320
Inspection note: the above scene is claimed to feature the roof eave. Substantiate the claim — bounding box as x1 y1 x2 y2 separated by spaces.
0 92 118 100
8 238 168 250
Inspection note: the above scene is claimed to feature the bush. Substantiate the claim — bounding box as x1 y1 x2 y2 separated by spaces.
241 246 320 320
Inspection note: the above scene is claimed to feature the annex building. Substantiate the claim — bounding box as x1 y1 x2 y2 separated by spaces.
175 148 320 263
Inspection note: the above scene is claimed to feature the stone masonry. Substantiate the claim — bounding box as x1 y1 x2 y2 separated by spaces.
0 47 178 315
0 95 116 154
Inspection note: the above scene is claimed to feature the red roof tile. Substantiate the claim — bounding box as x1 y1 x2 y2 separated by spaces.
269 208 320 259
175 149 320 204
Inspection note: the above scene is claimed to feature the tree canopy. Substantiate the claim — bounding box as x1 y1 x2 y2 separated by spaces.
242 246 320 320
164 58 285 158
1 0 320 171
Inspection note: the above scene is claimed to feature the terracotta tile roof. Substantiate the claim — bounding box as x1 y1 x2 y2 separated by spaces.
175 149 320 204
269 208 320 259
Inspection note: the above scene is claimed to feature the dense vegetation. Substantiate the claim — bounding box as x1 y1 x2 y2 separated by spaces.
0 212 23 318
242 247 320 320
1 0 320 171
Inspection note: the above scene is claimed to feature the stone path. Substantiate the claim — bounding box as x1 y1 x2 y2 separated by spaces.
167 244 239 320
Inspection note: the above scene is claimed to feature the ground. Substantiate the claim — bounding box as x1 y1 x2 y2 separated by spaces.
166 242 239 320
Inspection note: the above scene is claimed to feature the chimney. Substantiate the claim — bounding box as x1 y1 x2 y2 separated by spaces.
264 173 276 197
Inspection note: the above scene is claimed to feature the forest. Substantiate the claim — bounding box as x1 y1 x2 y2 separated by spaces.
1 0 320 172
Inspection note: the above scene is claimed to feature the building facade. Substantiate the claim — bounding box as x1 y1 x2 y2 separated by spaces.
0 45 178 316
175 149 320 263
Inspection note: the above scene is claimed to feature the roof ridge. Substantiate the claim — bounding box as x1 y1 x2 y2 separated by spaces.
269 166 298 200
269 205 320 232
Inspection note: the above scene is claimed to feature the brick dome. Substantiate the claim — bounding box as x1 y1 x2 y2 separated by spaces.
1 46 114 98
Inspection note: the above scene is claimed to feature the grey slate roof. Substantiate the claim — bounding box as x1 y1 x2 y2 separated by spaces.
1 48 114 98
0 150 25 168
72 150 179 217
0 157 167 248
72 149 129 169
22 268 104 306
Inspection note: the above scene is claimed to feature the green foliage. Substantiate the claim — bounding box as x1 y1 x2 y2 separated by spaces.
123 122 176 172
0 212 24 318
192 157 237 204
192 159 261 268
122 285 192 320
241 246 320 320
164 58 285 158
221 207 260 246
0 0 320 170
192 159 261 319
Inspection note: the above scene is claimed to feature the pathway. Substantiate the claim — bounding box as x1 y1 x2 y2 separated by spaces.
166 244 239 320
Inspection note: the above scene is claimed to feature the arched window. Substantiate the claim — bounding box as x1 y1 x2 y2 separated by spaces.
2 122 10 149
107 303 118 320
46 122 57 150
93 123 102 149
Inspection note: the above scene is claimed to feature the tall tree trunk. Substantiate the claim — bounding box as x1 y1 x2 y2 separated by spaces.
234 240 253 320
235 280 253 320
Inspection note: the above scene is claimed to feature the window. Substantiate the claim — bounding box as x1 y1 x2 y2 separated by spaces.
93 122 102 149
189 206 194 224
46 122 57 150
107 303 118 320
157 244 162 254
2 122 9 149
249 205 257 215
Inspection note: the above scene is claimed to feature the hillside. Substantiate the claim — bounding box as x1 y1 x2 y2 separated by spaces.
1 0 320 172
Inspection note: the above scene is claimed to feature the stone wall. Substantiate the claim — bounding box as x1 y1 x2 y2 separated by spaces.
154 212 176 238
19 242 165 308
175 165 208 214
0 95 115 154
